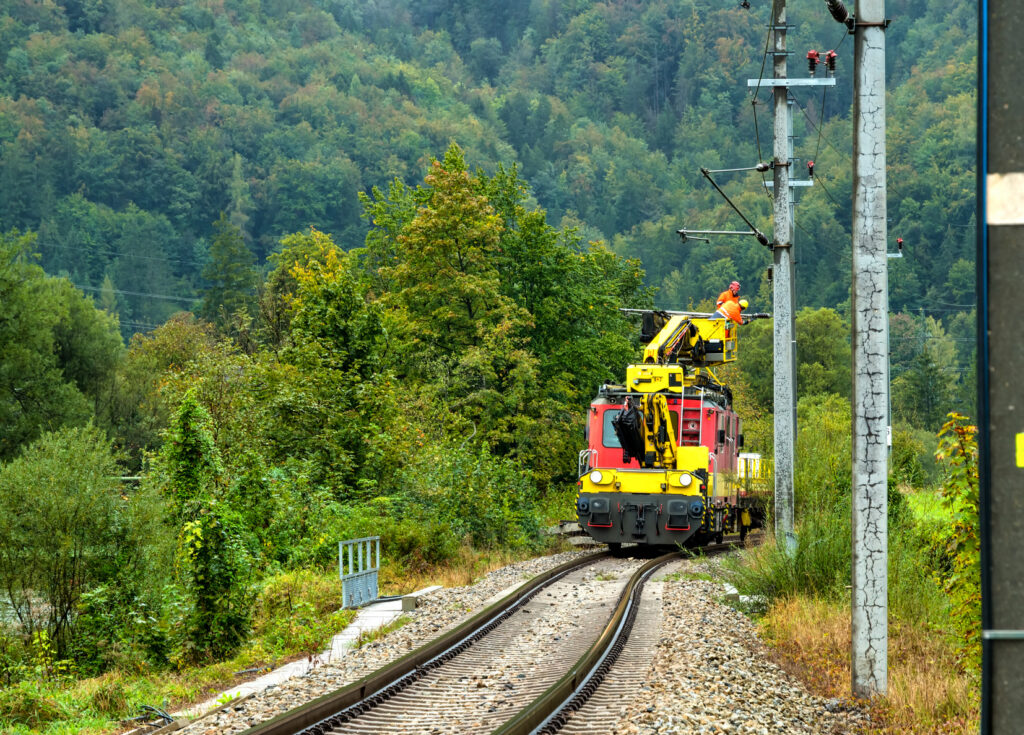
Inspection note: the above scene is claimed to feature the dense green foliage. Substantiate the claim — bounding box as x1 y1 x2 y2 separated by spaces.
934 413 980 673
0 426 165 663
0 0 974 352
0 144 646 732
0 230 123 459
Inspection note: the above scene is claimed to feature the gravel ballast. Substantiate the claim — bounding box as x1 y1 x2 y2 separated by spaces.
178 550 868 734
178 551 590 735
614 565 868 734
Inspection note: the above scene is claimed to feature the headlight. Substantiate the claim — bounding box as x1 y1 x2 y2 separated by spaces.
589 470 603 484
678 473 692 487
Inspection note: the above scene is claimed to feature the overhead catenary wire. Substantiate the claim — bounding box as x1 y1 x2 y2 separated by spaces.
75 283 200 303
43 242 203 268
751 0 781 199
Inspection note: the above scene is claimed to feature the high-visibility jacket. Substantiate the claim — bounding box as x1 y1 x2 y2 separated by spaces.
715 299 743 324
716 289 739 308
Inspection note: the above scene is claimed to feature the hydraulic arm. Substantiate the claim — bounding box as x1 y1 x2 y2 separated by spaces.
612 393 680 469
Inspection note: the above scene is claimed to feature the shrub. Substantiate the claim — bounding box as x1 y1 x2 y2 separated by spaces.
0 425 166 662
399 442 544 550
88 677 129 716
934 413 980 674
153 391 256 666
0 682 63 729
253 570 355 656
0 627 27 686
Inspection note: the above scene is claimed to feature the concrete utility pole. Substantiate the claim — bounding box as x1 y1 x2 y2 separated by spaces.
771 0 797 553
980 1 1024 730
745 6 833 554
850 0 888 698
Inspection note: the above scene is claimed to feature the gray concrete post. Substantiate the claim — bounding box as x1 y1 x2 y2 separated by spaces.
772 0 797 553
851 0 888 697
980 1 1024 727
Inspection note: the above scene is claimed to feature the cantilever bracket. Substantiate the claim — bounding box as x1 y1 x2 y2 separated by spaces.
849 18 892 33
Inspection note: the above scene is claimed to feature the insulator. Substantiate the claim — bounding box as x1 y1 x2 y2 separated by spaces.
807 160 815 178
806 50 820 76
825 50 838 75
826 0 853 28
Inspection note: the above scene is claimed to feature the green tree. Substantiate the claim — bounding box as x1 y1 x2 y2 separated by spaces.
795 307 851 398
200 214 258 330
0 426 161 659
389 144 528 359
893 351 951 430
0 231 123 459
258 228 391 496
156 391 253 664
737 307 851 410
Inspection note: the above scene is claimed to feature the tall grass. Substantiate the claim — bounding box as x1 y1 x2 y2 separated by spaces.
725 393 950 627
762 597 978 734
725 394 852 599
724 396 976 731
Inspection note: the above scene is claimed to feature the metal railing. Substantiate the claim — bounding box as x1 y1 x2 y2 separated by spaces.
339 536 380 609
578 448 596 477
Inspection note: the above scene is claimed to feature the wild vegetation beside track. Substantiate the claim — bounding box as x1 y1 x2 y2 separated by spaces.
0 148 608 733
723 407 980 734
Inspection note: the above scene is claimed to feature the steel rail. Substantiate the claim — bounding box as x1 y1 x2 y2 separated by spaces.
239 551 608 735
490 551 681 735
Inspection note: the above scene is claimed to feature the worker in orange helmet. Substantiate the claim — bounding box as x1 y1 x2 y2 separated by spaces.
715 298 749 324
716 280 741 308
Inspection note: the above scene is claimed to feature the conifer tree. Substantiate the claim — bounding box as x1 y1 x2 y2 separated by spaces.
200 214 257 329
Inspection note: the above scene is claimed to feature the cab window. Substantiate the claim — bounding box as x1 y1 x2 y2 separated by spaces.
602 409 622 448
602 408 680 448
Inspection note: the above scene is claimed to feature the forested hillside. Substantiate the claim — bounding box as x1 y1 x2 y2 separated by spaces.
1 0 974 314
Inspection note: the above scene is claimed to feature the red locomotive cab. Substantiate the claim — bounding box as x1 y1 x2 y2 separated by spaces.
586 400 629 469
586 397 685 470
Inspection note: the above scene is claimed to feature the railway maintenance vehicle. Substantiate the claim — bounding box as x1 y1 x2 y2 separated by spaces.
575 305 769 550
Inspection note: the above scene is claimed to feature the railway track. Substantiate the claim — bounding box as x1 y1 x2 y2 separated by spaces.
238 542 742 735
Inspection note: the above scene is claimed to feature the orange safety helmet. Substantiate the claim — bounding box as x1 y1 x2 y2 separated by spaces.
716 298 747 324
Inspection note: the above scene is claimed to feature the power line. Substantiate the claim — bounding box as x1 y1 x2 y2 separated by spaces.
808 23 852 168
750 0 780 199
44 242 203 267
75 283 200 304
813 173 844 209
813 86 828 164
791 89 847 159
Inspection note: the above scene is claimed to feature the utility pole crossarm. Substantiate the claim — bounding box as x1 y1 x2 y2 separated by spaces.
746 78 837 87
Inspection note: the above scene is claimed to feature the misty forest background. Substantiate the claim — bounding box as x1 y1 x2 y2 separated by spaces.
0 0 977 721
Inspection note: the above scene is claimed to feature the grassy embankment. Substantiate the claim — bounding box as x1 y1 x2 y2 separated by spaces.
727 486 978 733
0 542 561 735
